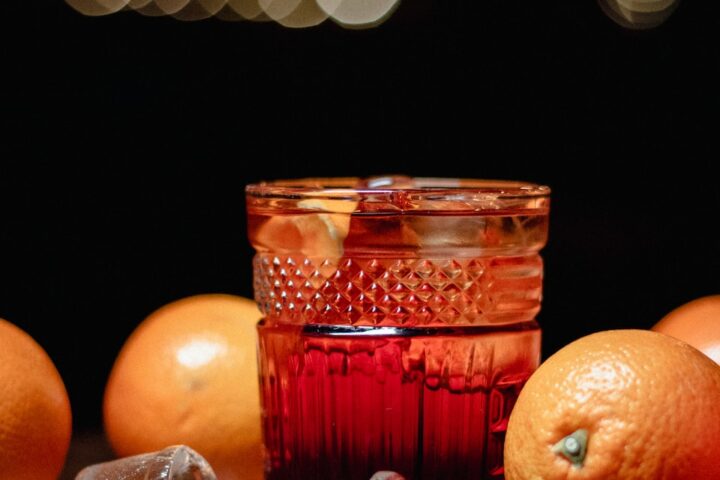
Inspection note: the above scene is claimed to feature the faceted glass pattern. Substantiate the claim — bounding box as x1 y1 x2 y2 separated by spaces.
253 254 543 327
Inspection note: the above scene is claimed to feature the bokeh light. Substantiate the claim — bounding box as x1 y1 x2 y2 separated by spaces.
318 0 400 29
226 0 268 21
154 0 190 15
258 0 303 22
66 0 404 29
66 0 129 16
276 0 329 28
67 0 683 32
172 0 227 21
599 0 680 30
214 5 245 21
126 0 154 7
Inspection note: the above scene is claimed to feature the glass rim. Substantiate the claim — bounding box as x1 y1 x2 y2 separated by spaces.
246 177 550 213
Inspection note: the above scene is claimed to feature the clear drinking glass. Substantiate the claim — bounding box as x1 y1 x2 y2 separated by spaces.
246 177 550 480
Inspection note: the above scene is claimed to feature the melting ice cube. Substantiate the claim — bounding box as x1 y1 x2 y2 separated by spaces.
369 472 406 480
75 445 217 480
253 198 358 258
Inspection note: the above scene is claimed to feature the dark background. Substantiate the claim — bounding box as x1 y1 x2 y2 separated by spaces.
1 0 719 438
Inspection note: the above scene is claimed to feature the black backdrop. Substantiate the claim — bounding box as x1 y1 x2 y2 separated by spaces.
1 1 719 432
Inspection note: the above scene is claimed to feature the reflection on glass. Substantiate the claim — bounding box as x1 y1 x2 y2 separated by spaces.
599 0 680 29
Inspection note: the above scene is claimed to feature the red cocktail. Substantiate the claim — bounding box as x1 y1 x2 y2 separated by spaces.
247 177 550 480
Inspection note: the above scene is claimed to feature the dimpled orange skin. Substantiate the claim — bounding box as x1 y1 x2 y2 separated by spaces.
653 295 720 365
0 319 72 480
104 294 264 480
504 329 720 480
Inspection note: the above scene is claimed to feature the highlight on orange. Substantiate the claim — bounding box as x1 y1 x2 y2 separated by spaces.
0 319 73 480
65 0 403 29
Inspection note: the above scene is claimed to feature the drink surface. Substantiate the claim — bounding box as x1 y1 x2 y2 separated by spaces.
258 323 541 480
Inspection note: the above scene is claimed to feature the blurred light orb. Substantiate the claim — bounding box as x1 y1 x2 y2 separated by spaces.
599 0 680 29
318 0 401 28
276 0 329 28
133 2 169 16
154 0 191 15
126 0 154 8
258 0 303 21
66 0 405 29
172 0 228 21
66 0 129 16
227 0 274 21
214 5 245 21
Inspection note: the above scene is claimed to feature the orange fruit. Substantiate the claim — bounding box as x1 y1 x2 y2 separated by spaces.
505 329 720 480
653 295 720 365
0 319 72 480
103 294 264 480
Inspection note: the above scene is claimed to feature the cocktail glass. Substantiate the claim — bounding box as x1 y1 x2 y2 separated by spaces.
246 177 550 480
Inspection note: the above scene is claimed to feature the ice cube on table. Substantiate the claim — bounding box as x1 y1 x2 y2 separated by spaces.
75 445 217 480
369 472 406 480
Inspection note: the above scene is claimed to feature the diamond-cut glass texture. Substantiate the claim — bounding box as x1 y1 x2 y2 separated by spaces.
254 254 542 326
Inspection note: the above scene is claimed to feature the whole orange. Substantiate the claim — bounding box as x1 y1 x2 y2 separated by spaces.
653 295 720 365
103 294 264 480
505 329 720 480
0 319 72 480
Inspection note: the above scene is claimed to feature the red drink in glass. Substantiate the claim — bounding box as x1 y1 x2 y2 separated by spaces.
247 177 550 480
